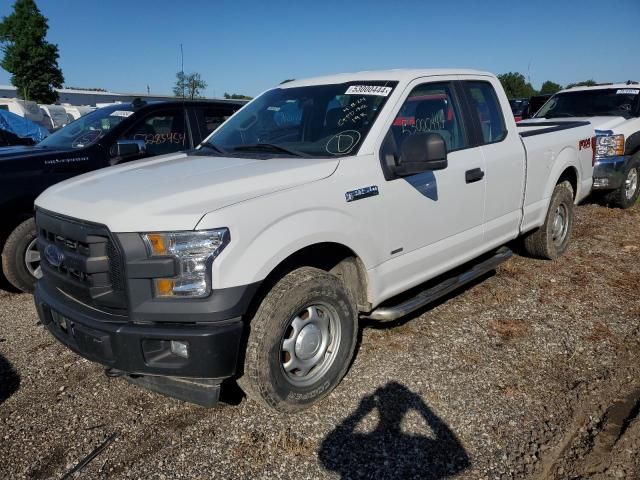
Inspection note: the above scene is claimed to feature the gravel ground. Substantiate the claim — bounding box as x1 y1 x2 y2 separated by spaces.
0 200 639 480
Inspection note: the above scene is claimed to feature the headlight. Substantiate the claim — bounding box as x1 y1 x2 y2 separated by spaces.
141 229 229 298
596 134 624 158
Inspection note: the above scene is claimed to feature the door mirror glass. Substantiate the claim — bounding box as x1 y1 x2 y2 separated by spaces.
115 139 146 158
396 133 448 176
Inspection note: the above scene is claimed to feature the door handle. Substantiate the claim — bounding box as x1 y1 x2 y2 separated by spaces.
465 168 485 183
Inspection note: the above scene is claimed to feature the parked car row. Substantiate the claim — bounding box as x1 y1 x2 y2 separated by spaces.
0 97 96 133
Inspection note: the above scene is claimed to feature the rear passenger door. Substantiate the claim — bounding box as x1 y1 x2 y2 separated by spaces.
460 79 524 246
380 79 486 286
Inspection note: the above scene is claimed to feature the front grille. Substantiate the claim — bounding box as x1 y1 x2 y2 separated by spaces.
36 209 127 316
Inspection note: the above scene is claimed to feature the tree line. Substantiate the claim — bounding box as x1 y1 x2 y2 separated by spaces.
497 72 597 100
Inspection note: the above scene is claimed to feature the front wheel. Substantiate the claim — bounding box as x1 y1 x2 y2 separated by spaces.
606 160 639 209
238 267 357 413
1 217 41 293
523 181 574 260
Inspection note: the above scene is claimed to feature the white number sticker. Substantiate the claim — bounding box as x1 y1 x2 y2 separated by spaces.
110 110 134 117
345 85 392 96
616 89 639 95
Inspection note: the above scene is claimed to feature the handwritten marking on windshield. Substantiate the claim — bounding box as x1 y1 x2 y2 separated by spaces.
326 130 361 155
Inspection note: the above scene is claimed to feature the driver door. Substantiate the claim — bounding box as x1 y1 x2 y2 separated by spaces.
110 108 189 164
379 79 486 293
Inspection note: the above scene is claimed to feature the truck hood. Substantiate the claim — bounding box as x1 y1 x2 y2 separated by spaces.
35 152 340 232
0 145 65 161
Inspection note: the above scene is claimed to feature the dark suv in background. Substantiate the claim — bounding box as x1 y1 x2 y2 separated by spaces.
0 98 245 292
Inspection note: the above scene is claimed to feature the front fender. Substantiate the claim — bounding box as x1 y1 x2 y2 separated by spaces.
198 204 380 290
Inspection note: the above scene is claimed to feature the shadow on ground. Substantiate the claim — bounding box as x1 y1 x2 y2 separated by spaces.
0 351 20 405
319 382 470 479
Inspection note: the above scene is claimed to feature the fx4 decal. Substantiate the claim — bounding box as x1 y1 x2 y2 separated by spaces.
345 185 379 202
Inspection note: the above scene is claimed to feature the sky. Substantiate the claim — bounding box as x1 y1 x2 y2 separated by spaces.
0 0 639 98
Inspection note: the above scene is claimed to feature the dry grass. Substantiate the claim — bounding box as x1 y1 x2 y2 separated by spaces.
487 319 529 339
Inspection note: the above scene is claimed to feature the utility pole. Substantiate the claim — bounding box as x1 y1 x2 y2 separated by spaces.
146 84 150 95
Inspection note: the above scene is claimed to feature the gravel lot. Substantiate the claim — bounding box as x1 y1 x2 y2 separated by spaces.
1 200 639 480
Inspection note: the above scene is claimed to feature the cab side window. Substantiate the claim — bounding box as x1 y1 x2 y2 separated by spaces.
199 106 240 137
120 109 187 156
389 82 467 153
464 82 507 144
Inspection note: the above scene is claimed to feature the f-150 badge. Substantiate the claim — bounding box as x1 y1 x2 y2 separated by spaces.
345 185 379 202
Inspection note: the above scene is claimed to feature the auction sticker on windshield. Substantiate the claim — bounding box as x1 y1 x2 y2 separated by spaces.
110 110 134 117
616 89 639 95
345 85 392 96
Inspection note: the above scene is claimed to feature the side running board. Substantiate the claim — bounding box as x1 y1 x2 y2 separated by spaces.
365 247 513 322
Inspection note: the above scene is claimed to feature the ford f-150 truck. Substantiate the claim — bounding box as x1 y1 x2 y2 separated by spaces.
0 99 244 293
533 82 640 208
33 69 595 412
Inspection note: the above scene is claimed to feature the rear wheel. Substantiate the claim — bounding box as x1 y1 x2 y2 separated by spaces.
1 217 41 293
523 181 574 260
605 160 639 209
238 267 357 412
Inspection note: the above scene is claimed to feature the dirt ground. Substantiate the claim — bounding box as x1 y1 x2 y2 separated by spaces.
0 200 639 479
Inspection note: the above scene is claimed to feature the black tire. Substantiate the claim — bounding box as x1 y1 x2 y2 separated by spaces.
1 217 40 293
604 158 640 209
238 267 357 413
523 181 574 260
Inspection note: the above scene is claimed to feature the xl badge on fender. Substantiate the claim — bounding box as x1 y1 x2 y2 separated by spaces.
345 185 379 203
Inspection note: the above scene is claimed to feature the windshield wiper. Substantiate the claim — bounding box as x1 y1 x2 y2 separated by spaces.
200 141 227 155
233 143 309 157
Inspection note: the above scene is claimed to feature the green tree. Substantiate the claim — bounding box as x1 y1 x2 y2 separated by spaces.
540 80 562 94
223 92 253 100
565 80 597 89
497 72 537 99
173 72 207 100
0 0 64 103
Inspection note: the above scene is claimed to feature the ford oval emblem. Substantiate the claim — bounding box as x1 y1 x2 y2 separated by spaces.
44 244 64 267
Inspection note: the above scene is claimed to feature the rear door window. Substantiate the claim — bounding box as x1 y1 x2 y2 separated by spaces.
463 82 507 144
198 105 242 138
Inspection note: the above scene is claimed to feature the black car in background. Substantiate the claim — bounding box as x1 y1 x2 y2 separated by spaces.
523 94 552 120
0 98 244 292
509 98 529 122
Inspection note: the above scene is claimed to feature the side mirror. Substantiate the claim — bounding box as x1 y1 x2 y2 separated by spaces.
396 133 448 176
113 139 146 159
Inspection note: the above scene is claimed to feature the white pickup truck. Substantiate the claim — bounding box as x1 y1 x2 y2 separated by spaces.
33 69 595 412
532 82 640 208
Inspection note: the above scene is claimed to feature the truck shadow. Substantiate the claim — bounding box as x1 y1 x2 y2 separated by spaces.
0 352 20 405
319 382 470 479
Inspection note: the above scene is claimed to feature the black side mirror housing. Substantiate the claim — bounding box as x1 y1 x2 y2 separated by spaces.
114 139 146 159
395 133 448 176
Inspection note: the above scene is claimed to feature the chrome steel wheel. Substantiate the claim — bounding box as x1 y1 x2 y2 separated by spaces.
281 303 342 387
551 203 569 247
625 167 638 200
24 237 42 279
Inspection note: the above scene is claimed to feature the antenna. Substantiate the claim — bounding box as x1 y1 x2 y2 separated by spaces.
180 43 185 99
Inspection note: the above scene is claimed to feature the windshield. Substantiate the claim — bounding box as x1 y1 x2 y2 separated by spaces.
535 88 640 119
203 81 398 157
38 104 133 149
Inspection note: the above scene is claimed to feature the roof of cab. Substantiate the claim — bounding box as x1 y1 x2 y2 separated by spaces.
280 69 495 88
560 82 640 93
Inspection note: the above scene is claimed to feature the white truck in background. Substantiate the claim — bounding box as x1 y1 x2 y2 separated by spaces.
533 82 640 208
33 69 595 412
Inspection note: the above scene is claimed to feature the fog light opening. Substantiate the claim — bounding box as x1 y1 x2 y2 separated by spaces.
170 340 189 359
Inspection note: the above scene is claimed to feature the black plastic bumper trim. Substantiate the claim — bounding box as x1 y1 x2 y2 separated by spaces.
35 281 244 379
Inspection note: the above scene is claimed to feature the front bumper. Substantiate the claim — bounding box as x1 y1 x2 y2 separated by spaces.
592 155 629 190
35 280 244 406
